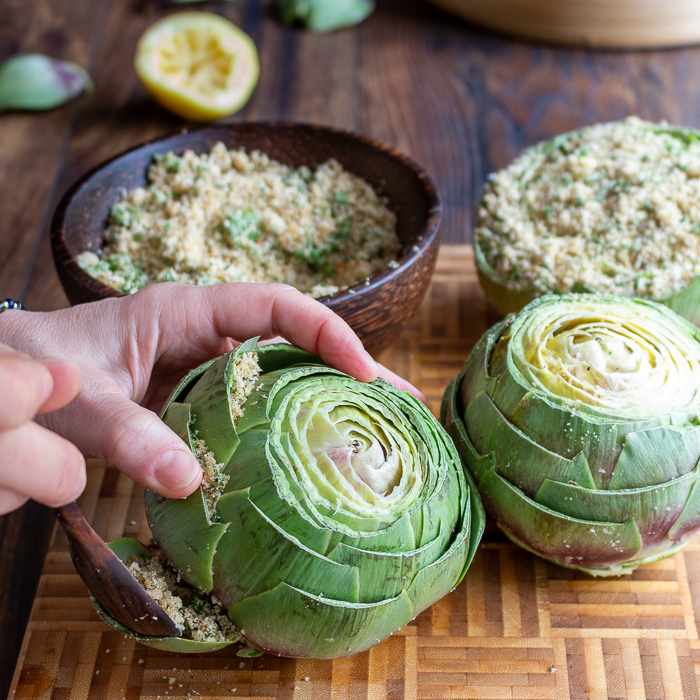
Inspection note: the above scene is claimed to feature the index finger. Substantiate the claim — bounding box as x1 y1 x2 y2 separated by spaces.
174 283 380 383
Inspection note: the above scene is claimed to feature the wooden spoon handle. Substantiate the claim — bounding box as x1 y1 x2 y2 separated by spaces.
55 501 181 638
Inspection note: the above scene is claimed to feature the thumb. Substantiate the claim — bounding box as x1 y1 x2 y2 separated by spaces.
79 392 202 498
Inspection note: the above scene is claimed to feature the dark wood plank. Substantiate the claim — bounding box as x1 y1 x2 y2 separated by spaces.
0 0 108 301
0 1 110 696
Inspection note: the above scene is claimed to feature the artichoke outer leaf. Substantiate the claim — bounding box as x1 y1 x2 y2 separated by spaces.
406 504 475 613
458 325 502 410
222 425 275 492
668 479 700 541
161 401 195 450
246 481 333 554
254 342 322 373
327 510 418 554
185 353 241 466
609 425 700 490
90 538 239 653
466 391 596 495
441 378 496 484
504 390 654 487
145 488 228 593
160 357 217 416
229 582 413 660
213 488 361 606
479 467 643 572
535 466 699 546
326 520 451 603
465 480 486 571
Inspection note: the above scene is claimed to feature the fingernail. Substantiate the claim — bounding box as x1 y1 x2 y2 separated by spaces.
363 349 378 369
154 450 201 491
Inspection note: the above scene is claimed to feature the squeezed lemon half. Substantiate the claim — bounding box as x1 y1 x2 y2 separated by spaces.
135 12 259 121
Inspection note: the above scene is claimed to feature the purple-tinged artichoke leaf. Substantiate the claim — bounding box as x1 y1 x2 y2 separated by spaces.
0 54 92 112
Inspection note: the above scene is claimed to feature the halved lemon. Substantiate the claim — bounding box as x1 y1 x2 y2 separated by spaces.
135 12 259 122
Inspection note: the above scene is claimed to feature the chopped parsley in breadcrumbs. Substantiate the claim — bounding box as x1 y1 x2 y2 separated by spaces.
477 117 700 300
128 553 237 643
76 144 401 297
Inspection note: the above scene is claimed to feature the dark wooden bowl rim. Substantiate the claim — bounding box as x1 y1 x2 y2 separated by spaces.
51 122 442 306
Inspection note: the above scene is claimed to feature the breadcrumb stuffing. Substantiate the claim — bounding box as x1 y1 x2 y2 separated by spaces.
195 352 261 519
477 117 700 300
128 554 237 643
76 144 400 297
229 351 261 421
194 438 228 519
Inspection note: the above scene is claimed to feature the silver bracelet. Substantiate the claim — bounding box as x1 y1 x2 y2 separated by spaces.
0 299 25 313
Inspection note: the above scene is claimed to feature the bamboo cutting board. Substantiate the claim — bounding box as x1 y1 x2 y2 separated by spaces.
10 245 700 700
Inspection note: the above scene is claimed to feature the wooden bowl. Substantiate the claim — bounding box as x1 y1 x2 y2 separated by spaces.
429 0 700 49
51 123 441 356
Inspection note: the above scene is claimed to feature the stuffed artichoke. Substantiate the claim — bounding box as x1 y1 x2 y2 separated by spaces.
100 339 483 657
442 294 700 576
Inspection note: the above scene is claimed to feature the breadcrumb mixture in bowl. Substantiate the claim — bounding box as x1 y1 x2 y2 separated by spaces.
76 143 400 298
476 117 700 321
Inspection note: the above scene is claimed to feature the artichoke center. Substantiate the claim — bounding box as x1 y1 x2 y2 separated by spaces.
513 299 700 416
305 407 402 501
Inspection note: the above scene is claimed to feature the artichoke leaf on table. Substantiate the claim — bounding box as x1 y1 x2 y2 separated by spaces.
96 339 484 657
442 294 700 576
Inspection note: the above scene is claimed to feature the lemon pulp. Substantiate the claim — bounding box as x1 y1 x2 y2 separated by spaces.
135 13 259 121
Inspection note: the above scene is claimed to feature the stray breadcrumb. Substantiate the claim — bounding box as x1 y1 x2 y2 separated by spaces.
128 553 237 643
77 144 400 297
477 116 700 300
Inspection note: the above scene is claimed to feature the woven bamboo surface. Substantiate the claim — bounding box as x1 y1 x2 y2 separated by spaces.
10 245 700 700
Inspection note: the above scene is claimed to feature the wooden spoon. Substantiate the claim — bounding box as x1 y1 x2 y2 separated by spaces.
55 501 181 638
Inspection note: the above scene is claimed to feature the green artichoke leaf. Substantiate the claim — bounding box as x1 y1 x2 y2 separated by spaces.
465 390 596 495
230 583 412 660
160 357 217 415
145 488 228 593
442 378 496 484
479 468 643 573
458 324 501 409
327 519 451 603
186 353 241 466
213 488 361 606
536 463 700 545
406 493 477 612
91 538 239 653
161 401 195 450
254 342 322 372
504 391 656 487
609 425 700 489
668 480 700 540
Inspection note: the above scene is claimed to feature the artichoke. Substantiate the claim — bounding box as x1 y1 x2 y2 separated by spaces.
104 339 483 657
442 294 700 576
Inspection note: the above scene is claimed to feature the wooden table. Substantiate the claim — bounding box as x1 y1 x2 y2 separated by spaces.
2 1 700 697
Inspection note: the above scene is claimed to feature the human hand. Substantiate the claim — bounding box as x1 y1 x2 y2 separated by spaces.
0 283 423 510
0 344 83 515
